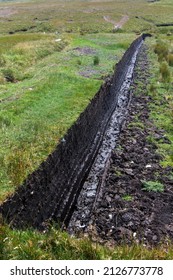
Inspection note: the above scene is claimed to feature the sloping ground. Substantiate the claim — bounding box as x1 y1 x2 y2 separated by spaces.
2 35 172 247
89 44 173 246
0 36 145 229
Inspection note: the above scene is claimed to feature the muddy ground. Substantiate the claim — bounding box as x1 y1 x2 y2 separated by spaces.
89 44 173 246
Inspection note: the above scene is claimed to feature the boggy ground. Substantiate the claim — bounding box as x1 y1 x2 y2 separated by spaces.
90 44 173 246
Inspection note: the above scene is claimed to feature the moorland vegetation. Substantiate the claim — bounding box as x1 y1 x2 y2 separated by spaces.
0 0 173 259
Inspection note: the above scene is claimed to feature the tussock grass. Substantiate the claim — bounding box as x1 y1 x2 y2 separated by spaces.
0 34 54 54
159 61 171 82
93 56 100 65
167 53 173 66
154 40 169 62
147 36 173 168
0 33 67 83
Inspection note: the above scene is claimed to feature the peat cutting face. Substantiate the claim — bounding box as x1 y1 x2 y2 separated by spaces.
89 44 173 246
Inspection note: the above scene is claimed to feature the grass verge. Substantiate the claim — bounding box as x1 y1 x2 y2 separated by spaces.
1 223 173 260
146 35 173 168
0 32 135 201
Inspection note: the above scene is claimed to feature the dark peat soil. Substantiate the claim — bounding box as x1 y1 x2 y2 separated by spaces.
90 44 173 246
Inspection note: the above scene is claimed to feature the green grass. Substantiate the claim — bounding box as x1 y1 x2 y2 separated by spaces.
122 195 133 202
146 35 173 168
141 180 164 192
0 33 67 81
1 224 173 260
0 32 135 201
0 0 173 35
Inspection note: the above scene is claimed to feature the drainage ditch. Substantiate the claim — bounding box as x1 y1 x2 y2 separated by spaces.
0 34 148 230
68 41 142 233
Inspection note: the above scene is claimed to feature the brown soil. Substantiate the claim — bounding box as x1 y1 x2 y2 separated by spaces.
73 47 97 55
90 44 173 246
78 69 100 78
73 47 101 78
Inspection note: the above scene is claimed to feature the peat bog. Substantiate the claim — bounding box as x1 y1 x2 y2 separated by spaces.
90 44 173 246
0 0 173 259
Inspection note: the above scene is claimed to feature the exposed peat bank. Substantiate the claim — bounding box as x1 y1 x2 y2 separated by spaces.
1 35 173 246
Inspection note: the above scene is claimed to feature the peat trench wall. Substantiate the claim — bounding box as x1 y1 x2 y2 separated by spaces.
0 34 148 230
